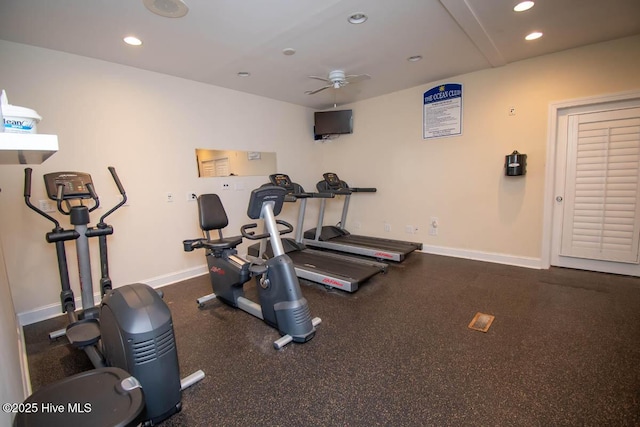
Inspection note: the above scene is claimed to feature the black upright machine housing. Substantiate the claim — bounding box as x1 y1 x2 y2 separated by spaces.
21 168 187 426
100 283 182 424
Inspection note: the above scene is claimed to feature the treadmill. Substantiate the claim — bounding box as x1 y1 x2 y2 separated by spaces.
247 174 387 293
303 172 423 262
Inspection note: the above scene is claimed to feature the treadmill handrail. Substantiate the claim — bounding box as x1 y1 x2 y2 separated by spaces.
350 187 377 193
317 186 376 195
290 191 334 199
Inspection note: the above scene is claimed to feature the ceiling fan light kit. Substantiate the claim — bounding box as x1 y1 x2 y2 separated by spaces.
305 69 371 95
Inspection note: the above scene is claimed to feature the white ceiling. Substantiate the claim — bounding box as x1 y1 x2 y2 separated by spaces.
1 0 639 110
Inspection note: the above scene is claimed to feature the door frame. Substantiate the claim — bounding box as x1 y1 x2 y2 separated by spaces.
541 89 640 270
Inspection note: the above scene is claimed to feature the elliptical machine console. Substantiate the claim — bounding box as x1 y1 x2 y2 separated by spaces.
21 168 203 427
183 185 321 349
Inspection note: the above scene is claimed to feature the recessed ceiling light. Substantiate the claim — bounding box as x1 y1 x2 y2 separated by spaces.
407 55 423 62
282 48 296 56
348 13 368 24
525 31 543 41
143 0 189 18
514 1 535 12
237 72 251 77
123 36 143 46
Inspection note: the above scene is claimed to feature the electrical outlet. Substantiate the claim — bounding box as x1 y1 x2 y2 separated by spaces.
384 222 391 232
166 192 174 202
509 106 516 116
429 217 439 236
221 183 230 190
186 192 197 201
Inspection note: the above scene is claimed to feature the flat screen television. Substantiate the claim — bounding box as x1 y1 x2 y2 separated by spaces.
314 109 353 138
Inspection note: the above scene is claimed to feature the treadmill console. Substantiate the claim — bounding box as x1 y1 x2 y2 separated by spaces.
323 172 342 189
43 172 95 201
269 174 294 191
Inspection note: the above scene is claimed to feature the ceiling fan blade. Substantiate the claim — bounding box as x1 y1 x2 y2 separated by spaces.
344 74 371 83
308 76 331 83
305 85 332 95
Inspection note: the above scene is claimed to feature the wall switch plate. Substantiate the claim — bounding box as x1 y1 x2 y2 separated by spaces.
38 199 55 213
186 192 197 201
429 217 438 236
166 192 174 202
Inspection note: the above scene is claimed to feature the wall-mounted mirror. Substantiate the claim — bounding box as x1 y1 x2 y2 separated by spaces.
196 149 277 177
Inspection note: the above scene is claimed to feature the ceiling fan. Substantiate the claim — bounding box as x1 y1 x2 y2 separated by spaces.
305 70 371 95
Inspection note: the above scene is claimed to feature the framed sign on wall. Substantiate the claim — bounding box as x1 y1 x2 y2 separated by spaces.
423 83 463 140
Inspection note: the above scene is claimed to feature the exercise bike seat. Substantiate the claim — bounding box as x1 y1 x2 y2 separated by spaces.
201 236 243 251
196 194 244 250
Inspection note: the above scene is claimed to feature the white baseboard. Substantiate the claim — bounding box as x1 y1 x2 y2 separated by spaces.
142 264 208 289
17 248 542 326
17 321 32 397
17 265 208 326
420 245 543 269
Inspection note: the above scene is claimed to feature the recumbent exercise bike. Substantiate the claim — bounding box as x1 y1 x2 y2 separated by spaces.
183 185 321 349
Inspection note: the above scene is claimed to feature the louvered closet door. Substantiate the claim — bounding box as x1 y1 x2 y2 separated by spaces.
561 107 640 263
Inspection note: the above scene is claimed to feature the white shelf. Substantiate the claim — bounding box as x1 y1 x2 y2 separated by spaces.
0 133 58 164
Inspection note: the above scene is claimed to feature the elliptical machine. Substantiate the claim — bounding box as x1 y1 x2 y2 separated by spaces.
183 185 321 349
21 167 203 427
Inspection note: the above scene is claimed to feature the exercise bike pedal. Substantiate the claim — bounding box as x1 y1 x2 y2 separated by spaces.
249 262 268 276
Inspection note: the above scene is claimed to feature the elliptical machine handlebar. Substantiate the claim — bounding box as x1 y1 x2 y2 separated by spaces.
59 183 99 215
25 167 127 223
24 167 61 229
108 166 126 195
241 219 294 240
25 167 129 300
99 167 127 225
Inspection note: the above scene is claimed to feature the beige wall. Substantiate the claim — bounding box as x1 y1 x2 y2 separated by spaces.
0 233 28 424
310 35 640 264
0 40 321 321
1 35 639 324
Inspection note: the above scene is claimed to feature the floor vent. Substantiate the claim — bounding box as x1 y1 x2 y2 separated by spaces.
468 312 495 333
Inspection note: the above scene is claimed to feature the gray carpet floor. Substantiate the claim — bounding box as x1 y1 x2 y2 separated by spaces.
23 252 640 426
